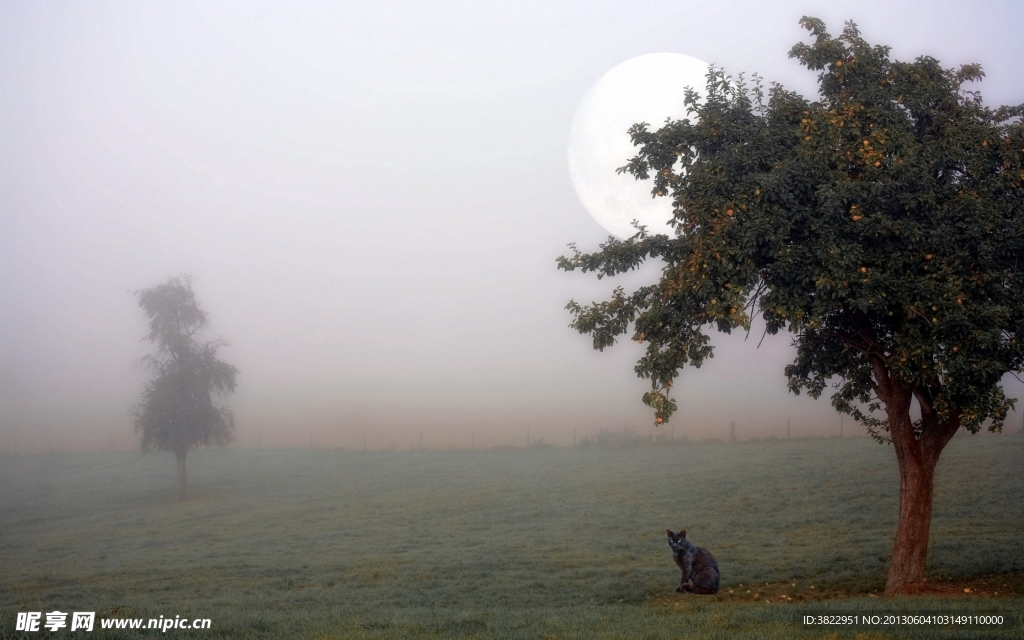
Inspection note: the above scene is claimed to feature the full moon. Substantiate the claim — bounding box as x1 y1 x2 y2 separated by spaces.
568 53 709 239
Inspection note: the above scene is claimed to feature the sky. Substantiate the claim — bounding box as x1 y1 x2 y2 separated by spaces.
2 0 1023 453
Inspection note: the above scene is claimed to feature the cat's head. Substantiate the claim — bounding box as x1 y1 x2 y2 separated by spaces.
666 529 688 550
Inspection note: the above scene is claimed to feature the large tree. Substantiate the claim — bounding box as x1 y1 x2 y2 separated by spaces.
132 275 238 500
558 18 1024 595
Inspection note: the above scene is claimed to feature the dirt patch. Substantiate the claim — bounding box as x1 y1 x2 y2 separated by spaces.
650 574 1023 605
895 574 1024 598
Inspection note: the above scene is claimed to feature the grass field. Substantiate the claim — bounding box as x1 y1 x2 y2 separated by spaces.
1 435 1022 639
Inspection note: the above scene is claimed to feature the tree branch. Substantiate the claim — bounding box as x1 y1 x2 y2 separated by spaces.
870 355 893 405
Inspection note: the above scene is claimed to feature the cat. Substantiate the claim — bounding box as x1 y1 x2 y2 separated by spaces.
666 529 720 594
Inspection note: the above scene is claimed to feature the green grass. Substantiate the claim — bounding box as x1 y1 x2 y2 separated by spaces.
1 435 1021 638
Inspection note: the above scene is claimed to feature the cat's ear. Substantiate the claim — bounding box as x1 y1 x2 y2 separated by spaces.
680 529 687 538
666 529 674 537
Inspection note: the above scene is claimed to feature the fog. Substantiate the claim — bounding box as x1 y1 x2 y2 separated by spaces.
2 0 1023 454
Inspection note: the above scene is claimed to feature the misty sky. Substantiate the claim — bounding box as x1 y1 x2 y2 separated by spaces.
2 0 1023 452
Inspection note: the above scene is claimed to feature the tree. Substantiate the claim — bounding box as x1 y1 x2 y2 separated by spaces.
558 18 1024 595
132 275 238 500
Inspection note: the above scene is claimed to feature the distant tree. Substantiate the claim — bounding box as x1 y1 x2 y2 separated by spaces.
132 275 238 500
558 18 1024 595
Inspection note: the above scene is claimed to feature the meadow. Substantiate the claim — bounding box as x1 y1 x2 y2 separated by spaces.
1 434 1021 639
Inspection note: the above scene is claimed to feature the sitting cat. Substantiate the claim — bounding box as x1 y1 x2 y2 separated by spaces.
666 529 720 594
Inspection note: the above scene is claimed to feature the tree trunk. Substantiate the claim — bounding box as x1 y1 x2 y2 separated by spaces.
175 450 187 501
885 432 937 595
879 377 957 596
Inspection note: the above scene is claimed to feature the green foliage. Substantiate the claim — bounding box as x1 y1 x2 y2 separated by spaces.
132 275 238 454
559 18 1024 439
